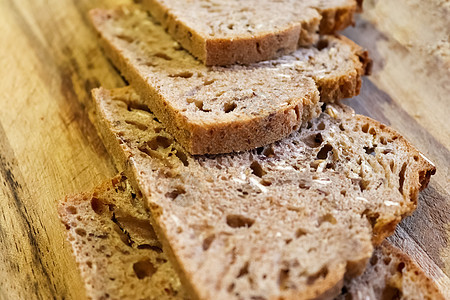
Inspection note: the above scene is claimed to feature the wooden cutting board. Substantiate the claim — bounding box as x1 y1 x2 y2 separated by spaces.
0 0 448 299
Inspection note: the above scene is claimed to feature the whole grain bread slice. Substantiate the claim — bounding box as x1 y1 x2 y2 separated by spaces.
91 86 435 300
338 241 444 300
58 174 189 300
59 176 443 300
142 0 363 65
89 6 370 155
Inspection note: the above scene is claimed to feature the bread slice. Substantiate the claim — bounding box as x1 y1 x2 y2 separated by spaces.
58 174 189 300
59 176 443 300
91 86 434 300
338 241 444 300
89 6 370 155
142 0 363 65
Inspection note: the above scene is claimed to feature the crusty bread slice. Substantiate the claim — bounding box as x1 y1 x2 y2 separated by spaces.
142 0 363 65
338 241 444 300
89 6 370 155
59 177 443 300
58 174 189 300
91 86 434 300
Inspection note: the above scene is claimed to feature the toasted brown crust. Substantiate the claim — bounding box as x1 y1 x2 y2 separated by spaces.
143 0 362 66
90 7 370 155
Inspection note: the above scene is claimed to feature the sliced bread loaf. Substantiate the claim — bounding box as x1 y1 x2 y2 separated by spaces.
59 176 443 300
142 0 363 65
89 6 370 155
91 86 434 300
338 241 444 300
58 174 189 300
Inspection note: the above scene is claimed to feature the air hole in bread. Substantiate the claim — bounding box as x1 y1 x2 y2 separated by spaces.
203 78 215 85
227 23 234 30
237 262 249 278
226 214 255 228
306 121 313 129
165 186 186 200
147 136 173 150
318 213 337 225
398 163 407 195
133 259 156 279
66 206 77 215
256 42 262 54
260 179 272 186
227 283 235 292
317 144 333 159
307 266 328 285
251 296 266 300
381 284 402 300
126 101 152 114
193 100 211 112
250 161 266 178
364 146 376 156
224 102 237 113
169 71 194 78
317 122 326 130
202 234 215 251
304 133 323 148
397 262 406 273
316 39 329 51
75 228 86 237
115 34 134 43
295 228 307 238
362 209 380 228
278 268 290 290
175 150 189 166
361 123 369 133
380 136 387 145
262 146 275 157
125 119 148 131
153 52 172 60
137 245 163 253
370 255 378 266
383 257 392 265
299 180 310 190
390 161 395 172
369 127 376 135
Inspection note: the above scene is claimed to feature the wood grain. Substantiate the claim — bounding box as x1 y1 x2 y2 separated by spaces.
0 0 448 299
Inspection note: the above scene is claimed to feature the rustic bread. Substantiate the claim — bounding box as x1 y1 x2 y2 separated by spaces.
91 86 434 300
89 6 370 155
59 177 443 300
142 0 363 65
58 174 189 300
338 241 444 300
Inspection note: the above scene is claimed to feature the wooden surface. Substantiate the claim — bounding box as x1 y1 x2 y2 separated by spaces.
0 0 448 299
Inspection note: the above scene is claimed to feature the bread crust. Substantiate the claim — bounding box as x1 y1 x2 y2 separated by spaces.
89 7 371 155
143 0 362 66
